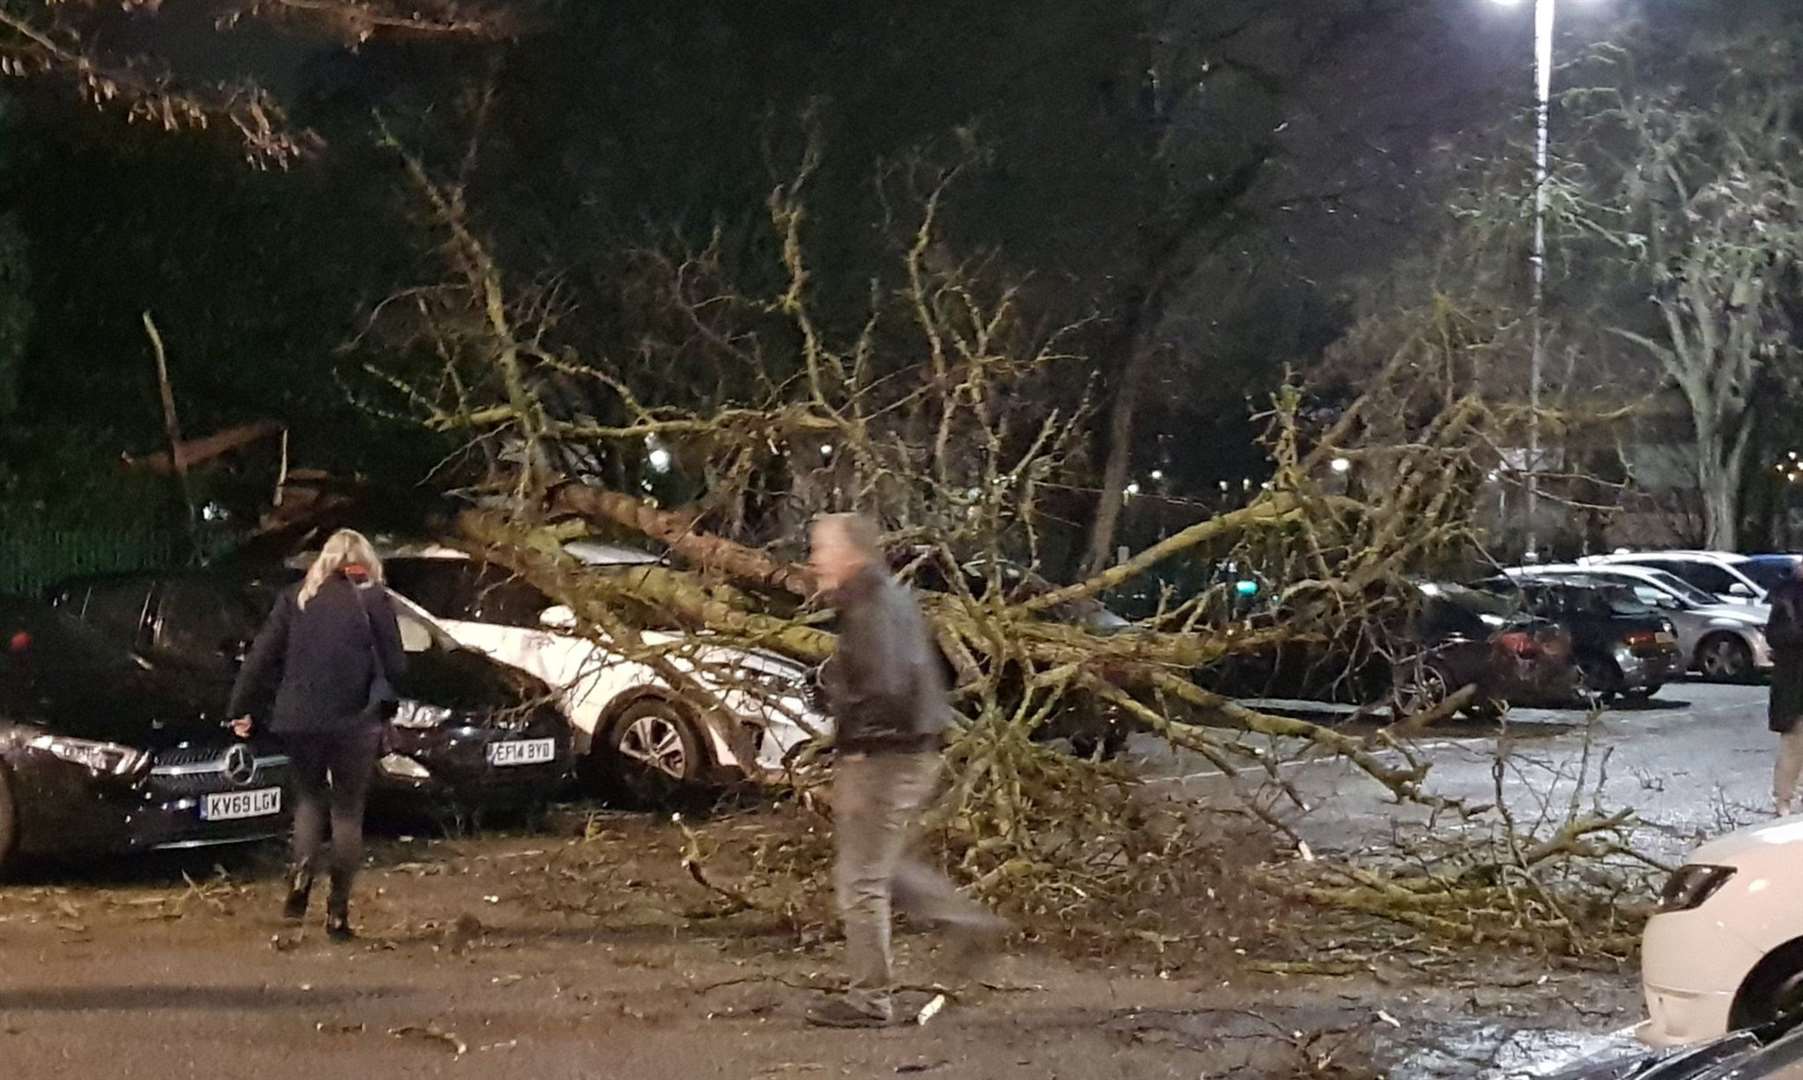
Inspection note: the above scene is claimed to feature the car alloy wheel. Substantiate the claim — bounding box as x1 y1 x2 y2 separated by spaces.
1698 636 1753 681
1393 661 1451 720
601 699 707 808
618 713 692 780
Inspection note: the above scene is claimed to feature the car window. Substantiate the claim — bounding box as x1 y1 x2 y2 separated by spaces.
1639 569 1717 607
1672 562 1737 595
155 580 259 659
384 559 478 620
1630 585 1668 608
467 566 555 628
1742 559 1796 594
76 581 155 648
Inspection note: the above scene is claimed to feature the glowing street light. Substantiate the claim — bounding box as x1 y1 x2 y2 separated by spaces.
1486 0 1599 553
1330 457 1352 475
647 447 673 473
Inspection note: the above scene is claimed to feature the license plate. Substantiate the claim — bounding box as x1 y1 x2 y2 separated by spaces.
1655 632 1676 645
201 787 281 821
489 738 556 767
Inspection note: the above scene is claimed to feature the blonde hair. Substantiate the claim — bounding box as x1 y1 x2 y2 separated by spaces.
298 529 385 609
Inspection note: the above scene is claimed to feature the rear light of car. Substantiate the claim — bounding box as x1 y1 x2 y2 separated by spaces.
1624 629 1660 649
1497 630 1538 657
1659 864 1736 913
6 630 28 653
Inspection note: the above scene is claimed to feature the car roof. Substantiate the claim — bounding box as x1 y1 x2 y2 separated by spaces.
365 539 662 568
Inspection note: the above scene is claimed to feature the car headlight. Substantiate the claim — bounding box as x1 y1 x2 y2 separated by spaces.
1660 864 1736 913
27 734 150 777
392 701 454 729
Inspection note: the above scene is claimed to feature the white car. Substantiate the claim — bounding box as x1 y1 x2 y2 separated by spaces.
1580 551 1768 606
1642 817 1803 1047
1511 565 1772 679
378 542 828 801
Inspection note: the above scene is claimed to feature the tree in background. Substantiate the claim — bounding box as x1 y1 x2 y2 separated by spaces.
1548 24 1803 550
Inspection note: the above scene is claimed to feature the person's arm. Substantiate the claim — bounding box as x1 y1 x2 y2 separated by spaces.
228 592 293 718
369 587 409 681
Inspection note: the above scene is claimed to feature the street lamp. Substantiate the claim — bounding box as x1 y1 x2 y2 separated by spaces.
1489 0 1578 556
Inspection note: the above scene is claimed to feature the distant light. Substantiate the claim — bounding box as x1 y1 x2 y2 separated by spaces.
1486 470 1500 482
1260 481 1273 491
1234 580 1260 598
647 448 673 473
1330 457 1351 474
1218 480 1229 492
1125 482 1142 497
1791 451 1798 461
201 502 226 522
1150 470 1164 481
1242 478 1252 491
820 444 834 458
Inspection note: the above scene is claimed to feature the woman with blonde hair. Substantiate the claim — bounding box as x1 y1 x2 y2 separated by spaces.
229 529 407 940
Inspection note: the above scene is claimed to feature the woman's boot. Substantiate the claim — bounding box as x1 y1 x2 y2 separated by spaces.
324 875 354 942
282 865 314 923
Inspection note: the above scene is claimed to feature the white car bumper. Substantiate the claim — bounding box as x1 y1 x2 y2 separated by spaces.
1640 909 1765 1046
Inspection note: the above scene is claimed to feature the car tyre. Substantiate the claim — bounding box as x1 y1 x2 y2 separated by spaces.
1622 684 1661 702
599 698 707 808
1698 635 1754 682
1731 940 1803 1030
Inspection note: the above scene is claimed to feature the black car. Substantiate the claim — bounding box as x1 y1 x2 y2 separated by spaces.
1470 575 1684 702
1198 582 1578 719
1554 1014 1803 1079
48 570 575 813
0 599 292 871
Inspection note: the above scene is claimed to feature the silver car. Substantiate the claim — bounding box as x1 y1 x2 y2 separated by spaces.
1516 565 1771 680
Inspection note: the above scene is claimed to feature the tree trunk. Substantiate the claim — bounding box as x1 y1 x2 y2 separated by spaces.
1695 415 1750 552
1081 346 1149 577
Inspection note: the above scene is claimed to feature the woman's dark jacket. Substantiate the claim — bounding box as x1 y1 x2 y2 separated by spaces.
228 574 408 735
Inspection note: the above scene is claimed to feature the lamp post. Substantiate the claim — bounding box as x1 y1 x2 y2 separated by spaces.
1490 0 1564 558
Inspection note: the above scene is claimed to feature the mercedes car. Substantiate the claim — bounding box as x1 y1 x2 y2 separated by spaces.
48 570 576 815
0 598 292 872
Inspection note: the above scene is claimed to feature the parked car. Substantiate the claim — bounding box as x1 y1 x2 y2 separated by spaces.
1198 581 1579 718
0 598 293 872
1557 1011 1803 1079
1470 576 1683 702
1639 816 1803 1048
1742 555 1803 596
48 570 575 814
1511 565 1772 681
378 544 824 803
1580 552 1768 606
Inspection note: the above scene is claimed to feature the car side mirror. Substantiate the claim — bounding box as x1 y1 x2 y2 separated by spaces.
1729 583 1755 599
539 605 578 631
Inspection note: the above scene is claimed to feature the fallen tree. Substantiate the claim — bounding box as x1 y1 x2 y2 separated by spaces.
338 116 1658 953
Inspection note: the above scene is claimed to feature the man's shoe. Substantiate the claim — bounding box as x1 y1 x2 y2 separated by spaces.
943 917 1010 983
805 998 892 1028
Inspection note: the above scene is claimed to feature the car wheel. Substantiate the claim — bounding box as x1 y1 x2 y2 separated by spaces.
1698 635 1754 682
1392 660 1452 721
600 699 707 807
1622 684 1661 702
1732 941 1803 1030
1575 655 1620 706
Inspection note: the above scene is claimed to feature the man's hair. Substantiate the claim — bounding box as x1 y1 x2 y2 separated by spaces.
815 513 885 562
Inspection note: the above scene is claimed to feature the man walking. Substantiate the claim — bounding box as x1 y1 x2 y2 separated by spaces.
1769 559 1803 815
806 513 1008 1028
